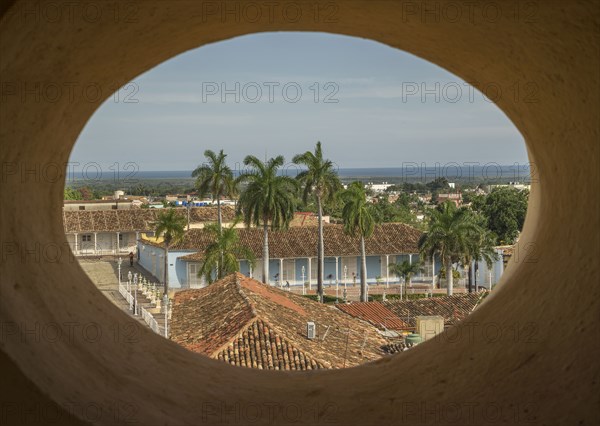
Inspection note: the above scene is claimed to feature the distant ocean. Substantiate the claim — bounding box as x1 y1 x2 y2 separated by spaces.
68 165 531 182
67 163 536 183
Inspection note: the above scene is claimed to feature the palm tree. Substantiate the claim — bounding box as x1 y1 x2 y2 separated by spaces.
192 149 236 274
236 155 298 284
293 142 341 303
197 219 255 284
389 260 423 300
154 209 186 306
418 201 479 296
192 149 236 231
341 182 377 302
462 224 499 292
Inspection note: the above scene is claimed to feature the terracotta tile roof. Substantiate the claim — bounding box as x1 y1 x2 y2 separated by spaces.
169 274 255 355
289 212 319 227
216 319 327 370
160 223 421 261
336 302 410 331
62 206 236 233
384 293 487 327
170 273 390 370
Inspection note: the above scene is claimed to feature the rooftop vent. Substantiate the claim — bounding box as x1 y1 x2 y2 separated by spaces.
306 321 316 339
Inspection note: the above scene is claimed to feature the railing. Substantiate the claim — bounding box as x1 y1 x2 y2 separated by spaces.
140 306 162 335
118 282 168 337
118 282 133 306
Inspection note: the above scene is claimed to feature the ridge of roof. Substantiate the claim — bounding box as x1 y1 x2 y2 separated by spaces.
171 273 390 369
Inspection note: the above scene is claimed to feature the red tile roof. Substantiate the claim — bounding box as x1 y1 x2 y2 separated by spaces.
152 223 421 261
170 273 390 370
336 302 410 331
216 319 327 370
384 293 487 327
62 206 236 233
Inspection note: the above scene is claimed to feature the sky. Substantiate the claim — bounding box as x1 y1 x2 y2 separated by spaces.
70 32 528 172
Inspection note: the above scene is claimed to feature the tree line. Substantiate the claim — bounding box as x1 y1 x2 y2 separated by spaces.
150 143 527 302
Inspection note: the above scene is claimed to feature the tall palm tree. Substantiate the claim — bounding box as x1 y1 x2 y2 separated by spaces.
293 142 341 303
192 149 236 273
418 201 479 296
154 209 186 306
389 260 423 300
197 219 255 284
192 149 237 229
462 224 499 292
236 155 297 284
341 182 377 302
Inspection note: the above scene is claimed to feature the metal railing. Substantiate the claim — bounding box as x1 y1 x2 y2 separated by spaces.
140 306 162 335
118 282 133 306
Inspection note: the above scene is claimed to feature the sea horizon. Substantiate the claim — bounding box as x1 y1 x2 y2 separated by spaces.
67 164 532 183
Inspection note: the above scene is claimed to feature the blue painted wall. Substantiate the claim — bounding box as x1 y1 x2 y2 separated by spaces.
137 241 195 288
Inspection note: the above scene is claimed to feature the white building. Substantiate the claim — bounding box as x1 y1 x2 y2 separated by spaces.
63 206 236 256
366 182 393 193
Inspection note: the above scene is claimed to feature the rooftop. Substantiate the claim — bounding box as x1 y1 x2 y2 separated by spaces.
62 206 236 233
151 223 422 260
336 302 410 331
384 293 488 327
170 273 391 370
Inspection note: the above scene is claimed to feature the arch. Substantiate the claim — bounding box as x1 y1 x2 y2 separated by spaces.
0 1 598 424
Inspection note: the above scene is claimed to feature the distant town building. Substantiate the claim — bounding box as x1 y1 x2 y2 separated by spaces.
366 182 393 193
63 206 236 256
488 182 531 192
137 223 422 289
436 192 462 206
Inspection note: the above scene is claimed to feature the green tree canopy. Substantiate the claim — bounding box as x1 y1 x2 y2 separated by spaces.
341 182 378 302
293 141 341 302
154 208 187 298
481 187 528 244
419 201 480 295
236 155 298 284
198 220 255 284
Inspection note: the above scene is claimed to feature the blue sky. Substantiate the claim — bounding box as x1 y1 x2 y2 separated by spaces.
70 32 527 172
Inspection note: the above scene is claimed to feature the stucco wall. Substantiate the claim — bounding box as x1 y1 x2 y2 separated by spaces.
0 1 598 425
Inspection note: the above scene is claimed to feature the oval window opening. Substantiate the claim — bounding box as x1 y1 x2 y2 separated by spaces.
64 32 531 370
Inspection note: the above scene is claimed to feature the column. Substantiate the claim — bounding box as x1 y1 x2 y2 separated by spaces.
94 233 97 254
335 257 339 286
385 254 389 287
116 232 120 254
279 258 284 286
409 253 413 264
307 257 312 290
74 233 78 254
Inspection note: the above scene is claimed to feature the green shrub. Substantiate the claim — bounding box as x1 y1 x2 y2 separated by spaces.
302 294 339 304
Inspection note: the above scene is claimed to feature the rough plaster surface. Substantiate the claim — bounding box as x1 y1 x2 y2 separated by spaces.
0 1 599 425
